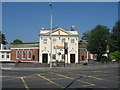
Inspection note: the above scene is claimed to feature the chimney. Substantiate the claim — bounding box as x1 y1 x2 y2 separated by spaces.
41 28 45 30
71 25 75 31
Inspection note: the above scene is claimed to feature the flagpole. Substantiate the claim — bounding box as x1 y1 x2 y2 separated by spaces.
49 3 52 68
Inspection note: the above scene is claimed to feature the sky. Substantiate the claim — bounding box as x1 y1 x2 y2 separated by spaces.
1 2 118 45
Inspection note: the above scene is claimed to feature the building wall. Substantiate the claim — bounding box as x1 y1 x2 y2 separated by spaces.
0 44 11 61
78 41 95 63
39 27 78 64
10 43 39 62
11 49 39 62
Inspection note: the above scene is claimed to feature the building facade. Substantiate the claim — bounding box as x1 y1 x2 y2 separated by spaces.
0 44 11 61
39 26 78 64
10 42 39 62
78 40 96 63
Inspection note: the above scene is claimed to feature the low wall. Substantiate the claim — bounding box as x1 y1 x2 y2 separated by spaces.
15 62 65 68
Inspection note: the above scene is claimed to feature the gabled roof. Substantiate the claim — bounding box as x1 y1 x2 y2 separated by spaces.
40 27 78 36
46 27 72 35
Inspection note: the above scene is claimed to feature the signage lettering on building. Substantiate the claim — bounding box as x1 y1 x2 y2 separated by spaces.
54 45 64 49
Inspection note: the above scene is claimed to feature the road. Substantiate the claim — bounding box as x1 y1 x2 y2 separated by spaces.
1 63 120 90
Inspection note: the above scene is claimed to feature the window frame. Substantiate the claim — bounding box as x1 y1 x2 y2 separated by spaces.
1 53 5 59
52 54 56 60
22 50 26 59
6 53 9 59
71 38 75 43
16 50 20 59
27 50 32 60
43 38 47 44
53 38 57 44
62 38 65 43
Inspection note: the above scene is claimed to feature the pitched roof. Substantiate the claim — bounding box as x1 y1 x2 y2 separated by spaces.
10 42 39 45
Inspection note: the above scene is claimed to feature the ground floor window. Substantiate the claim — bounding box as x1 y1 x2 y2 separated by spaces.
22 51 26 59
16 50 20 59
28 50 32 59
6 53 9 58
2 53 4 58
52 54 56 59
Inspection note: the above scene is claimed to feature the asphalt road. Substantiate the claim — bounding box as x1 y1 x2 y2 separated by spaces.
1 64 120 90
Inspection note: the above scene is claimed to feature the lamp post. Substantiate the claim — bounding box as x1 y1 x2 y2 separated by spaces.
49 3 52 68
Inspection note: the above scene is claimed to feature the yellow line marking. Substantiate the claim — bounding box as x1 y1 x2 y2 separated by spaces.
50 72 95 86
36 74 64 88
20 77 29 90
3 74 42 82
50 78 63 80
77 74 103 80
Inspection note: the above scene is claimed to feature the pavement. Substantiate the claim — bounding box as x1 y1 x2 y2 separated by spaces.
1 63 120 89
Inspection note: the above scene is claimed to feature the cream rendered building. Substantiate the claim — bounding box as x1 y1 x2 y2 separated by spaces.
39 26 78 64
0 44 11 61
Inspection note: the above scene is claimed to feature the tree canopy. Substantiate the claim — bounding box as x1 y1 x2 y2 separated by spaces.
0 31 7 45
109 21 120 52
12 39 23 44
81 25 110 61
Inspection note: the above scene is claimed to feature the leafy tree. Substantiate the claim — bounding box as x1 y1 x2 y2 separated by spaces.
81 32 91 41
0 31 7 45
12 39 22 44
109 21 120 52
109 51 120 62
81 25 110 61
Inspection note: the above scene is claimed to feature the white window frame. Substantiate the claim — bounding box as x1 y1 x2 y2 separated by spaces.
6 53 9 59
22 50 26 59
43 38 47 44
71 38 75 43
2 53 5 59
52 54 56 59
16 50 20 59
62 38 65 43
53 38 57 44
27 50 32 60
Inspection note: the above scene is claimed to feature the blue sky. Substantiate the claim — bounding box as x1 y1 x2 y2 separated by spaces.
2 2 118 44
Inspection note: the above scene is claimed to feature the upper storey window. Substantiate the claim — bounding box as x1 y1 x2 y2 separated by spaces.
53 38 57 44
71 38 75 43
62 38 65 43
43 38 47 44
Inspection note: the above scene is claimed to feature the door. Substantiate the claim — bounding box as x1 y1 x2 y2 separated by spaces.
32 55 35 60
42 54 48 63
70 54 75 63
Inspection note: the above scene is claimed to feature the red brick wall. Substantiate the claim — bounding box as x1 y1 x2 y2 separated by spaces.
78 49 95 62
11 49 39 62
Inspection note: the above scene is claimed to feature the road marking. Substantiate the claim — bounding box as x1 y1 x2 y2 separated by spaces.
20 77 29 90
36 74 64 88
77 74 103 80
3 73 45 82
50 72 95 86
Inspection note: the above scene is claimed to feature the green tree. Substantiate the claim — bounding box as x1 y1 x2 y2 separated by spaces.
109 21 120 52
81 25 110 61
0 31 7 45
12 39 22 44
109 51 120 62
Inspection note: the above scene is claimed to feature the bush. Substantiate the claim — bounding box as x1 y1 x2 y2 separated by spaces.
109 51 120 62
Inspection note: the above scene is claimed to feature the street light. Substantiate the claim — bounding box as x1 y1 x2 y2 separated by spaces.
49 3 52 68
